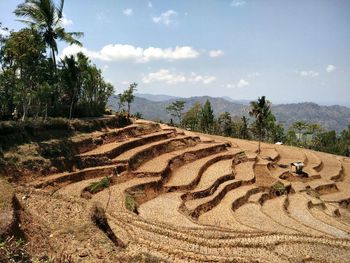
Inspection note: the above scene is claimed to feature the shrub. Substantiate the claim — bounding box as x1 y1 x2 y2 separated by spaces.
125 194 138 213
0 236 31 263
87 177 110 194
271 182 288 196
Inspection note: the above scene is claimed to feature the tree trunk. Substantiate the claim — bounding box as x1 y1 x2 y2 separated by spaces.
51 47 57 69
127 103 130 117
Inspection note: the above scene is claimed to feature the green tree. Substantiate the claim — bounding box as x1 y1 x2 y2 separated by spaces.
290 121 308 143
249 96 272 153
0 28 46 120
166 100 186 125
182 102 202 131
237 116 250 139
14 0 83 67
217 112 233 136
60 55 80 119
340 125 350 156
119 83 137 116
200 99 215 133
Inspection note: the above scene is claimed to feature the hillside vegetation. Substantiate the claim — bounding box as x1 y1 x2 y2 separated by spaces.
108 95 350 132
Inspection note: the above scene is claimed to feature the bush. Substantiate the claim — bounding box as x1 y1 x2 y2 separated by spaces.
125 195 138 213
87 177 110 194
271 182 288 196
0 236 31 263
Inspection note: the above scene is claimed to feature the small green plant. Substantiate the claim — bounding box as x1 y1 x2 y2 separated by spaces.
125 194 138 213
271 182 287 196
87 177 110 194
0 236 31 263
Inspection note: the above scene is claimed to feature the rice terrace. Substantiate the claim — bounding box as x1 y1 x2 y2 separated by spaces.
0 117 349 262
1 0 350 262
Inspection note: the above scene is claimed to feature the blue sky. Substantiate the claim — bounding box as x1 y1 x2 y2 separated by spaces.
1 0 350 106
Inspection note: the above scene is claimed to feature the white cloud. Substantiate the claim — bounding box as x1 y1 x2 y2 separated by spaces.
188 72 216 84
300 70 319 78
148 1 152 8
143 69 186 85
209 50 224 58
231 0 246 7
326 64 336 73
61 13 73 26
0 28 10 37
121 81 131 85
226 79 250 89
247 72 261 78
61 44 200 63
152 10 177 25
123 8 133 16
237 79 249 88
142 69 216 85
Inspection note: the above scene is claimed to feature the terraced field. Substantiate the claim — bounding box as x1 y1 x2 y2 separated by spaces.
14 120 350 262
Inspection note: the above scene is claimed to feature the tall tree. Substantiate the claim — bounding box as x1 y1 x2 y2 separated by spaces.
60 55 80 119
249 96 272 153
218 112 233 136
0 28 46 120
166 100 186 125
119 83 137 116
182 102 202 131
238 116 250 139
14 0 83 67
200 99 215 133
291 121 308 143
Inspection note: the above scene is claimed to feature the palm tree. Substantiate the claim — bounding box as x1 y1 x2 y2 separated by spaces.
14 0 83 67
61 55 80 119
249 96 272 154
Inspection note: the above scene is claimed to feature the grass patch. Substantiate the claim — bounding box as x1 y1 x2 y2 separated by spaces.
87 177 110 194
125 194 138 213
0 177 14 211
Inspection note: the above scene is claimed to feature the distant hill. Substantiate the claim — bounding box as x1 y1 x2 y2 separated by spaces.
108 95 350 132
135 93 180 102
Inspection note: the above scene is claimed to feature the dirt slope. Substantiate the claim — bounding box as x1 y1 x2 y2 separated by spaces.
6 119 350 262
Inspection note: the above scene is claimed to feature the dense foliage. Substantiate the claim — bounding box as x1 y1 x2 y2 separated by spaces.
169 98 350 157
0 0 113 121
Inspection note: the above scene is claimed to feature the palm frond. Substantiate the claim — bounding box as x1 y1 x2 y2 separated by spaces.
56 0 64 19
56 27 83 46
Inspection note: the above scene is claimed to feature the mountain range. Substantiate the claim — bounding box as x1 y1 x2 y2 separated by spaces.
108 94 350 132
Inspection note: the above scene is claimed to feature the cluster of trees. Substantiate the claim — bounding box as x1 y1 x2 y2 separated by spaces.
166 97 350 156
0 0 113 121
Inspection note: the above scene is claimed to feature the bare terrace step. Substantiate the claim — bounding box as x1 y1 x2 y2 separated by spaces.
234 160 255 182
138 192 203 228
315 152 343 181
76 123 160 153
306 178 338 194
79 130 175 158
31 164 125 188
287 193 350 238
192 158 234 192
185 179 239 211
164 151 237 189
310 206 350 234
275 145 306 166
320 187 350 204
135 142 228 174
261 196 324 236
113 135 200 170
234 202 297 234
197 185 260 232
